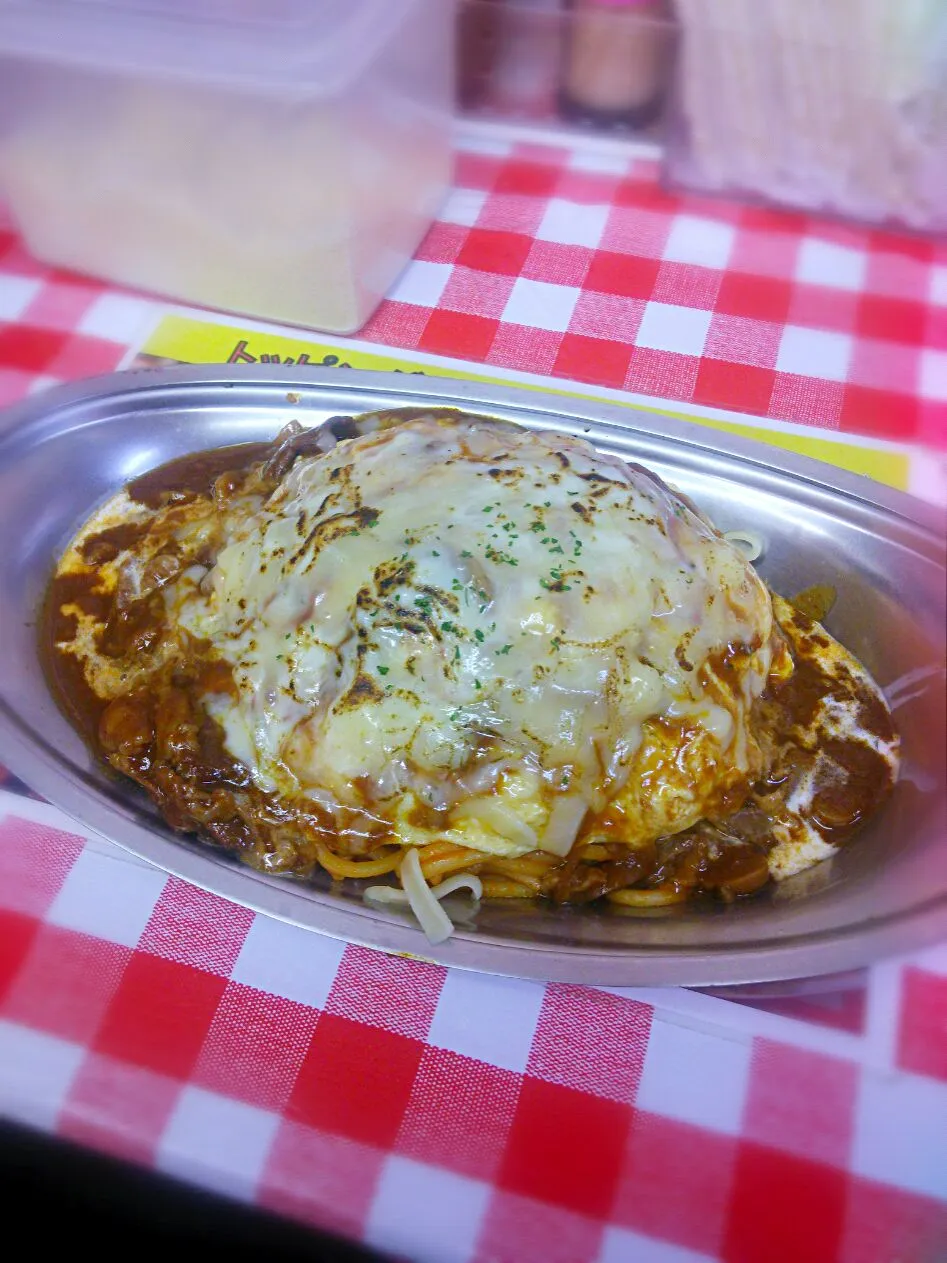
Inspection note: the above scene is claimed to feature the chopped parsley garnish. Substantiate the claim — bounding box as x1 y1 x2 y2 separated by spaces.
377 665 389 675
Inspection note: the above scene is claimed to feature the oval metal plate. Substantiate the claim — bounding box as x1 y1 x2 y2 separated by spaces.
0 366 945 986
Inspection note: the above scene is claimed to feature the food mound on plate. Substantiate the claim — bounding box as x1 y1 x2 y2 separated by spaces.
45 408 899 941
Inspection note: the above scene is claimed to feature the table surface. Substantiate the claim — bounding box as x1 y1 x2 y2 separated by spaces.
1 126 945 1263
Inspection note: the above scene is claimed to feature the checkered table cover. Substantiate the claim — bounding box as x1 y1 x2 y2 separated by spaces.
1 128 945 1263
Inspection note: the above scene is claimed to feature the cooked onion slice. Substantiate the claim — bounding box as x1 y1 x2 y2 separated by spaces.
452 797 538 850
724 529 765 562
539 795 588 857
365 854 483 944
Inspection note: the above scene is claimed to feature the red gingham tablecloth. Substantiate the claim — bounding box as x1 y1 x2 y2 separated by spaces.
0 127 945 1263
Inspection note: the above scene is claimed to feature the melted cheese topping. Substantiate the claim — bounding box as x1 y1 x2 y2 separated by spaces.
156 415 778 857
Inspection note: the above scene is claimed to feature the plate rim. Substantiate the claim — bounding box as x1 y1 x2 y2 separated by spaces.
1 365 944 986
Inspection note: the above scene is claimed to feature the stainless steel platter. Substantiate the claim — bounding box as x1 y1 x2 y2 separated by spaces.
0 366 944 986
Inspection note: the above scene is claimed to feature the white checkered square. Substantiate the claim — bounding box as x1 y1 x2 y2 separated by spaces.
76 292 161 342
852 1067 947 1200
919 349 947 402
663 215 735 270
599 1226 717 1263
567 147 635 176
776 324 853 382
387 260 453 308
0 274 42 321
440 188 488 228
635 1017 751 1135
537 198 611 248
46 847 167 948
366 1155 490 1263
230 915 345 1010
25 374 60 396
502 276 581 332
157 1085 280 1200
0 1020 83 1130
796 238 868 291
427 969 545 1074
930 264 947 306
636 302 712 356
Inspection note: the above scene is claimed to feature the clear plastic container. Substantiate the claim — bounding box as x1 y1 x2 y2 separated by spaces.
664 2 947 236
0 0 455 333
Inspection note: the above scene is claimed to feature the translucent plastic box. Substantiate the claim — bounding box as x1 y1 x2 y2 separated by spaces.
0 0 455 333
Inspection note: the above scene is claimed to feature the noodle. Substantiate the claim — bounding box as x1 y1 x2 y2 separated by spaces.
314 844 401 880
606 887 690 907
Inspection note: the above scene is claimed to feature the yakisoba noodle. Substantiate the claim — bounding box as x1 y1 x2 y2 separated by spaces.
44 408 899 942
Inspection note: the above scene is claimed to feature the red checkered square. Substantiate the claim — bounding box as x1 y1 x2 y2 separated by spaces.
0 322 70 371
414 221 470 266
439 266 517 320
612 1111 736 1257
722 1141 848 1263
526 985 651 1105
739 203 808 235
93 952 227 1078
769 373 844 427
21 278 100 330
652 260 723 310
705 312 783 368
857 293 928 344
287 1013 424 1148
358 300 432 350
497 1077 631 1218
728 228 801 280
260 1120 384 1239
493 160 560 199
927 303 947 349
0 817 85 917
839 1175 947 1263
324 944 444 1040
585 251 661 301
743 1038 858 1168
552 333 632 389
0 231 44 273
192 981 320 1112
395 1046 521 1181
788 285 860 335
522 239 594 288
476 1189 604 1263
715 271 793 323
612 179 679 216
919 399 947 447
59 1051 182 1165
569 290 647 343
694 359 777 414
137 877 254 977
476 192 547 238
599 207 671 259
486 323 563 376
456 228 535 278
896 968 947 1083
624 346 701 399
2 924 130 1044
0 908 40 1001
419 309 499 360
838 386 920 442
